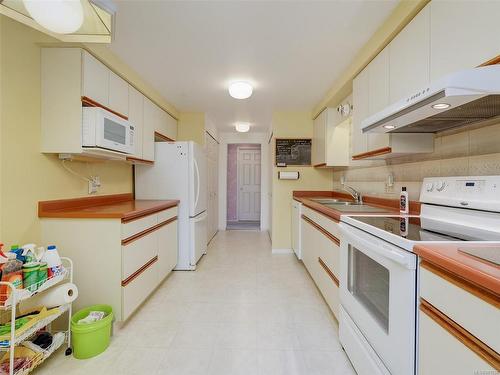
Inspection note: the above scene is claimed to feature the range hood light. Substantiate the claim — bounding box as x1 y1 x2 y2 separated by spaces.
383 125 396 129
432 103 451 110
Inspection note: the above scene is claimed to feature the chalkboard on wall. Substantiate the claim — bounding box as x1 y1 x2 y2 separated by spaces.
275 139 312 166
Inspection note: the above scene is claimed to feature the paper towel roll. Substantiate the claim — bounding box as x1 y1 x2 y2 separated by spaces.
19 283 78 314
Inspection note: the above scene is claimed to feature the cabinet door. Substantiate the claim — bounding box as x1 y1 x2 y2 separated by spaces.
82 51 109 106
351 69 369 157
142 97 156 161
164 112 177 141
157 220 178 282
128 86 144 159
430 1 500 80
312 109 326 166
367 48 390 154
109 72 129 117
389 4 430 102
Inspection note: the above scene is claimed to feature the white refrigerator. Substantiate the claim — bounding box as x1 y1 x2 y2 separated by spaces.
135 141 207 270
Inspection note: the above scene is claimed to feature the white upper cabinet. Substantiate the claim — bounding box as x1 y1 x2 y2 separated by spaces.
143 97 157 161
367 49 390 152
430 0 500 80
352 69 369 157
109 71 129 117
128 86 144 159
157 109 177 141
312 107 350 167
82 51 109 106
389 4 430 103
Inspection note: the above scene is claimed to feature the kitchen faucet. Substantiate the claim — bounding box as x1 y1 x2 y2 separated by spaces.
343 185 363 204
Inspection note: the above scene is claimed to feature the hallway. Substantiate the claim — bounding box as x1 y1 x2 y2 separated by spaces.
38 231 355 375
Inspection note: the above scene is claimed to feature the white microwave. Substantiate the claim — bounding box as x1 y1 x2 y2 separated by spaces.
82 107 135 154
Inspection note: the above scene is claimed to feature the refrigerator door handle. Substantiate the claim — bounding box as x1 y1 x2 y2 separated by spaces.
194 157 201 210
193 211 207 222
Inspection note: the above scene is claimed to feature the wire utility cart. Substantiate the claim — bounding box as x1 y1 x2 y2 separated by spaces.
0 257 73 375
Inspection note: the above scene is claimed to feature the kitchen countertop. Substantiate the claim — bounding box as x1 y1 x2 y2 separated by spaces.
293 190 417 222
38 193 179 222
414 243 500 296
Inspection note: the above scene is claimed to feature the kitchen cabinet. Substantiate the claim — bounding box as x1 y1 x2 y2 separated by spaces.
143 97 157 161
82 50 109 107
430 1 500 81
205 132 219 242
351 69 369 158
300 206 341 319
109 71 129 117
41 47 176 162
418 262 499 374
389 4 430 103
41 206 179 321
128 86 144 159
312 104 350 167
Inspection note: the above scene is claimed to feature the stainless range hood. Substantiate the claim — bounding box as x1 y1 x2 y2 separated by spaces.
362 65 500 134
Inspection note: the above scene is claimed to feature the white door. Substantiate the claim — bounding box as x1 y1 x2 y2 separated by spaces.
237 148 261 221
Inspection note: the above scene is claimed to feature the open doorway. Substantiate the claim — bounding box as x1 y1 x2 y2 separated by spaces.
226 144 261 230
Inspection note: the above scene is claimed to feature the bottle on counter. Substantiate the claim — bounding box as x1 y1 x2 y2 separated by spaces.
41 245 63 278
400 187 409 214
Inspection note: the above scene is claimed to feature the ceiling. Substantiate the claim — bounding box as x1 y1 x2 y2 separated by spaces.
110 1 398 133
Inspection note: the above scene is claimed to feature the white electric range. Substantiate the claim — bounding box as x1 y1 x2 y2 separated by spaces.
338 176 500 375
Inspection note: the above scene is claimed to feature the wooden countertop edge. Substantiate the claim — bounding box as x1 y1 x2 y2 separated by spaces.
415 246 500 297
38 194 179 221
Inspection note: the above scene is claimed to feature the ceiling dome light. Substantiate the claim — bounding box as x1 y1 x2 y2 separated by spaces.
383 125 396 129
23 0 84 34
229 81 253 99
432 103 451 110
235 123 250 133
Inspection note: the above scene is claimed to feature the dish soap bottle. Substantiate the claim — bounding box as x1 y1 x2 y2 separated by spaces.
400 187 409 214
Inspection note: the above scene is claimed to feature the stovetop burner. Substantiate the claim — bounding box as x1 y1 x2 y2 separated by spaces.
350 216 496 242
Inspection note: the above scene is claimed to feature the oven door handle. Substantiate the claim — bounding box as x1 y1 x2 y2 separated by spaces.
341 224 416 269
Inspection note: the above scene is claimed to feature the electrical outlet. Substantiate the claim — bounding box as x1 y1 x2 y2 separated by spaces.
88 176 100 194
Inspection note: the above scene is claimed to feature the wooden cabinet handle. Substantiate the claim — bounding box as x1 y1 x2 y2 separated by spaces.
301 214 340 246
122 216 177 245
121 256 158 287
318 257 339 287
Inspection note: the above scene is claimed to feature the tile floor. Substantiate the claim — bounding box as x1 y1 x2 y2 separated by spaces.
37 230 355 375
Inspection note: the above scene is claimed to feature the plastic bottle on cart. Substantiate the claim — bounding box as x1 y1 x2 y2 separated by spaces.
41 245 63 278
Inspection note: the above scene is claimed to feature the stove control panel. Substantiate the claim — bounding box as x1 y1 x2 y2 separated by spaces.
420 176 500 212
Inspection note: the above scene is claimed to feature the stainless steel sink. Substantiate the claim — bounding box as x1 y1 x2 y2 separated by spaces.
324 204 392 213
310 198 352 204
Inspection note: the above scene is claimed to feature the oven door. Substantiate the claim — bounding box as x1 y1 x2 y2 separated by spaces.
339 223 417 375
96 111 134 154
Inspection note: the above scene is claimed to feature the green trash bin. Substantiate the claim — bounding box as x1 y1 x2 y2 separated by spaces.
71 304 113 359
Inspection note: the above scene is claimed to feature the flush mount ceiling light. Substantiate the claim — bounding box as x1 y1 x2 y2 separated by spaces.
228 81 253 99
23 0 84 34
235 123 250 132
432 103 451 110
383 125 396 130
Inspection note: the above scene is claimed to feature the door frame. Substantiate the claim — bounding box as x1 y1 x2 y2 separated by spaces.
236 146 261 222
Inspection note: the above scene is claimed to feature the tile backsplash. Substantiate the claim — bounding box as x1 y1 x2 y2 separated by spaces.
333 121 500 200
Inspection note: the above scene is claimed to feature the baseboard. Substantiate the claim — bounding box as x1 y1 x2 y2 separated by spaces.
272 248 294 254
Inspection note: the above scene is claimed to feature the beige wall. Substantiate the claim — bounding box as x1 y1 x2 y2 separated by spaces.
334 121 500 201
177 112 206 145
0 17 175 245
271 111 333 250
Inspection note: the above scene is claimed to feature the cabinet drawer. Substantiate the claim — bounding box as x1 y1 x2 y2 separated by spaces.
157 207 178 223
122 230 158 280
122 258 158 321
420 262 500 353
316 257 340 319
301 206 341 240
121 213 158 240
418 307 497 374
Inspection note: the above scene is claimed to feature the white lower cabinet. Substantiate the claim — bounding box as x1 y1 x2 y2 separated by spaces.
418 309 496 375
300 207 340 319
41 206 178 321
418 262 499 374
